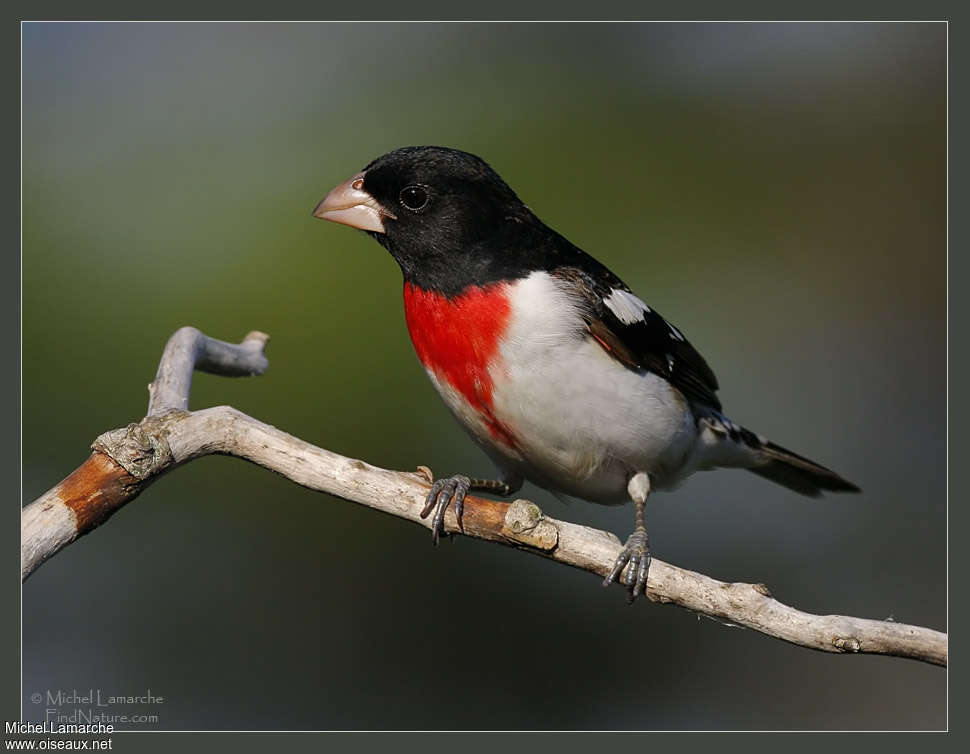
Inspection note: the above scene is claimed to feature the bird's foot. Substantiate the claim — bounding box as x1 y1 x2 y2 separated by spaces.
419 474 471 545
602 527 651 604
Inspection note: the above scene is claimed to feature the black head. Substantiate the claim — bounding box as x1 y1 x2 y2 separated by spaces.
314 146 552 294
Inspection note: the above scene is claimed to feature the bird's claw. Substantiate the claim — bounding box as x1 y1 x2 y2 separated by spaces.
603 527 651 603
419 474 471 545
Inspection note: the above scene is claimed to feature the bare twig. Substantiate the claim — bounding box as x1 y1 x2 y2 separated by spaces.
147 326 269 415
20 327 948 667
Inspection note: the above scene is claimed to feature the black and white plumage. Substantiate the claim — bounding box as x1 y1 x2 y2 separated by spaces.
313 146 859 601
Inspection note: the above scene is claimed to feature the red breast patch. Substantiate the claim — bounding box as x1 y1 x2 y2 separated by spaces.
403 282 519 448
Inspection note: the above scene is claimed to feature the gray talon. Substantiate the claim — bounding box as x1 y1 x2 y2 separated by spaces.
420 474 471 545
602 528 651 603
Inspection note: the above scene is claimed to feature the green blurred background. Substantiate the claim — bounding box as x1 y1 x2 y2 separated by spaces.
22 22 945 730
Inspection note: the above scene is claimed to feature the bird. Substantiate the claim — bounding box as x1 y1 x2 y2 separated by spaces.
313 145 859 602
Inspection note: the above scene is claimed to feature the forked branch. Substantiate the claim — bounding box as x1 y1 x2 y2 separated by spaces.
20 327 948 667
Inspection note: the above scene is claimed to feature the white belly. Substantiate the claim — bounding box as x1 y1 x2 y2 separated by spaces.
485 272 697 503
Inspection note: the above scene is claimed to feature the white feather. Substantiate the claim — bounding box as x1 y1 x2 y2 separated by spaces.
603 288 651 325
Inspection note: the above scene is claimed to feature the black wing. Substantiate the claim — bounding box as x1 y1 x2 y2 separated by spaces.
552 266 722 411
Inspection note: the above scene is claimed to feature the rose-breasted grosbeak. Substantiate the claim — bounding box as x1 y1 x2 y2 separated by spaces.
314 146 859 601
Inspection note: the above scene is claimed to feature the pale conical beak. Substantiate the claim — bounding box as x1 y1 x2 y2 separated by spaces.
312 172 393 234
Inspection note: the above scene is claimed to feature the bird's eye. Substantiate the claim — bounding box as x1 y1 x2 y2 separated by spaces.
399 185 429 211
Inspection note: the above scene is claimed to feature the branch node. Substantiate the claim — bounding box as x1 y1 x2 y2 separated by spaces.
91 412 183 479
502 499 559 551
752 582 773 597
833 636 862 653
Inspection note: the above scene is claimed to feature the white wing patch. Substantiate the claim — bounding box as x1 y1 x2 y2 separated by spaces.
605 288 687 342
603 288 651 325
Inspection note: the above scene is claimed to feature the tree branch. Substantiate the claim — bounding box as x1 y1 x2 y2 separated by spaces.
21 327 948 668
147 326 270 415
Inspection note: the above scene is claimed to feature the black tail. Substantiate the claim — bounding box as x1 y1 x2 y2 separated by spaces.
747 440 861 497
